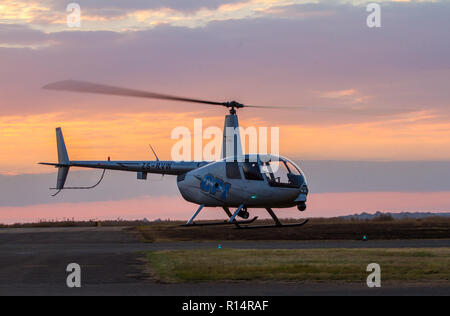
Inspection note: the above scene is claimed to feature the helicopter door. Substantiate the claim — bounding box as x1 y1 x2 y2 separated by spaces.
226 161 242 179
241 161 264 181
240 160 265 200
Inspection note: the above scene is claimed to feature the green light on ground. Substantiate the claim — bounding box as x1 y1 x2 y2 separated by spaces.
251 194 257 199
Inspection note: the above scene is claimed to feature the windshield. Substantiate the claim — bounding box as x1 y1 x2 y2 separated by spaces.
260 155 306 188
222 154 306 186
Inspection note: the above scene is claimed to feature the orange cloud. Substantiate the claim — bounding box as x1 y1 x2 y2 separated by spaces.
1 108 450 175
318 88 373 105
280 110 450 160
321 89 357 98
0 0 50 23
0 0 434 33
0 111 224 174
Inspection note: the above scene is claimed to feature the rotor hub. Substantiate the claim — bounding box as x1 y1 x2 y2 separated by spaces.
223 101 244 114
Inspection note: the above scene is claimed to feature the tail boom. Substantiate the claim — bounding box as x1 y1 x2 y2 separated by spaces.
39 128 209 193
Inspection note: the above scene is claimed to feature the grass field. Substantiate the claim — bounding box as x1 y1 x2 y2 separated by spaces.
146 248 450 283
137 217 450 242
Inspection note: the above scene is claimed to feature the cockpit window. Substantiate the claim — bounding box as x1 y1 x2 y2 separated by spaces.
221 155 305 186
284 160 301 175
263 160 289 183
242 161 264 181
262 158 304 188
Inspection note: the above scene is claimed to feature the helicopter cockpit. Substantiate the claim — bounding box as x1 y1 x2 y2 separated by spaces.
259 154 306 189
225 154 307 189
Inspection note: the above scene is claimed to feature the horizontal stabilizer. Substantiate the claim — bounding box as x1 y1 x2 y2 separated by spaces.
39 162 70 167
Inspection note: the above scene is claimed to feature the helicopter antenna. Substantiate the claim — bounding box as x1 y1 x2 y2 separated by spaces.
149 144 160 161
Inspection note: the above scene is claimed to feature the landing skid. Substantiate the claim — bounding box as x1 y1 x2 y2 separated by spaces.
235 219 309 229
181 205 309 229
235 207 309 229
181 216 258 227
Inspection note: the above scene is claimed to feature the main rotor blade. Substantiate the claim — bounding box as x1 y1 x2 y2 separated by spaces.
246 104 415 116
245 105 305 110
43 80 225 106
43 80 405 115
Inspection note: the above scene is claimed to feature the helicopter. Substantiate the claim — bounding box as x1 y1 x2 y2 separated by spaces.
40 80 309 229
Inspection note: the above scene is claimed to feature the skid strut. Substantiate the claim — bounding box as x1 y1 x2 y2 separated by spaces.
228 204 244 223
181 206 308 229
223 207 240 228
186 204 204 225
181 204 258 227
235 208 309 229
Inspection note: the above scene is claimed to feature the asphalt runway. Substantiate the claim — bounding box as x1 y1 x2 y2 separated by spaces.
0 227 449 296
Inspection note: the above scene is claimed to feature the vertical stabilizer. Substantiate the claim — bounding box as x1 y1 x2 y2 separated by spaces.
56 127 69 164
55 127 70 189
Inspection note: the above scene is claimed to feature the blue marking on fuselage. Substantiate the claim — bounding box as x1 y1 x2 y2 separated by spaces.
200 174 231 199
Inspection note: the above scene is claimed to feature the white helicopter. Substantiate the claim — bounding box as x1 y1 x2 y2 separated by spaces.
40 80 309 229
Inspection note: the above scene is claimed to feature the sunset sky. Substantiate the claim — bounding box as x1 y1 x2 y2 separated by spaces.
1 0 449 223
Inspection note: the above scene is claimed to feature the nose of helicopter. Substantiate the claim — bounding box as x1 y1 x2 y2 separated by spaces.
176 171 197 199
295 184 308 211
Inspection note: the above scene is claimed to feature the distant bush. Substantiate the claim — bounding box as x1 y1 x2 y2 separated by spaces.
372 214 394 222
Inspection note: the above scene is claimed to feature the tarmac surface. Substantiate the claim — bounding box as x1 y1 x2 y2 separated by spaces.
0 226 449 296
